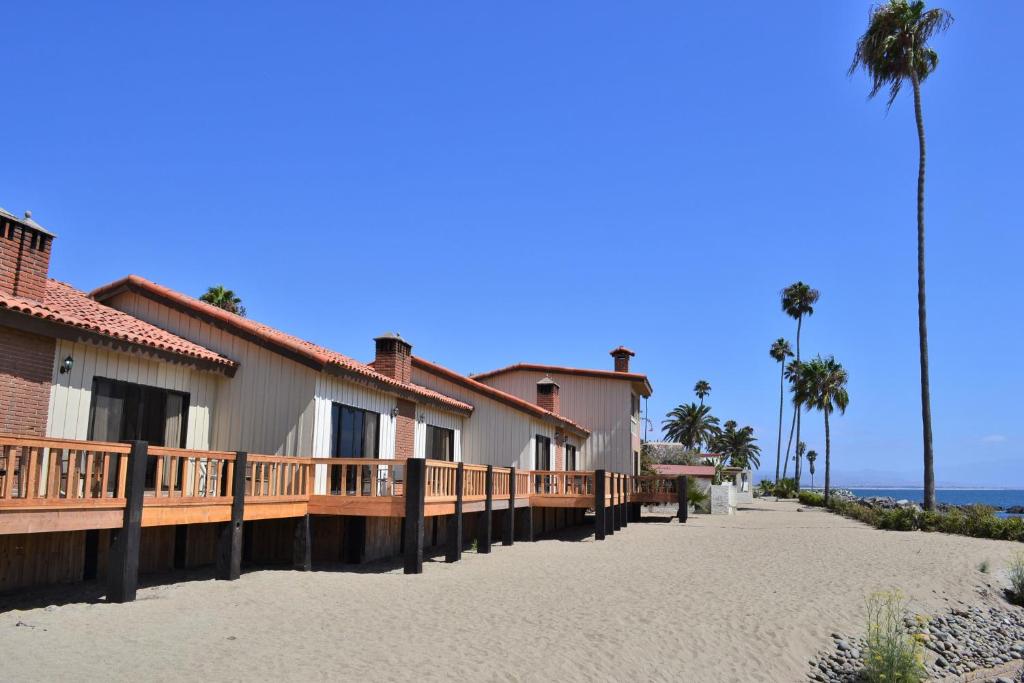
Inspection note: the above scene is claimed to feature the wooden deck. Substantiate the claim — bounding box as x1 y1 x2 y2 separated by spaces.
0 436 682 535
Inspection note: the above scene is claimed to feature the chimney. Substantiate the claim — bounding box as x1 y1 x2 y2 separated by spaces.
536 376 560 414
0 209 55 302
609 346 635 373
373 332 413 384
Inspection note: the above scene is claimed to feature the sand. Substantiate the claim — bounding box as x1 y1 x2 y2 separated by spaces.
2 501 1022 682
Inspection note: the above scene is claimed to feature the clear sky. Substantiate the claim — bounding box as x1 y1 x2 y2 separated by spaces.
2 2 1021 486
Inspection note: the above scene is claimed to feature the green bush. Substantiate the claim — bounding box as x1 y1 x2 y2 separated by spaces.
862 591 926 683
1008 552 1024 606
773 478 798 499
688 480 709 512
824 498 1024 545
799 491 825 507
876 507 920 532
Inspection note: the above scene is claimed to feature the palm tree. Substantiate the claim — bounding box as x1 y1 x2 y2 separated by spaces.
781 281 819 491
715 422 761 470
850 0 952 512
806 450 818 489
794 441 806 486
662 403 721 452
794 356 850 505
200 285 246 316
782 358 802 479
694 380 712 407
770 338 793 483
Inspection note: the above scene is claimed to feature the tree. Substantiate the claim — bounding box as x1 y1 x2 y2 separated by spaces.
781 281 819 491
694 380 712 407
200 285 246 316
850 0 952 512
770 338 793 483
714 422 761 471
662 403 721 452
782 358 802 479
806 450 818 489
794 356 850 505
794 440 806 485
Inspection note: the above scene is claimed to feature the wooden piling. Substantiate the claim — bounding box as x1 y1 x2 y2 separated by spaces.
107 440 147 603
216 451 247 580
403 458 426 574
446 462 464 563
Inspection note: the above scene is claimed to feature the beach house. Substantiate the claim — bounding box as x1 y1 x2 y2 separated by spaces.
1 207 664 593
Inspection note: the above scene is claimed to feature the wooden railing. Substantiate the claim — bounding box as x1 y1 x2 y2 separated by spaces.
462 464 488 501
530 470 595 496
0 437 132 503
318 458 403 498
148 446 236 500
631 475 679 502
248 453 310 499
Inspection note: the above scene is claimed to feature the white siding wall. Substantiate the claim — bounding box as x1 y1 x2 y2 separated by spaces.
414 406 463 462
411 367 556 470
479 372 635 473
45 340 220 450
107 292 316 456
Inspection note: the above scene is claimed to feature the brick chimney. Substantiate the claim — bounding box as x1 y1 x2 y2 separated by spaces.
0 209 54 303
536 376 560 414
373 332 412 384
609 346 635 373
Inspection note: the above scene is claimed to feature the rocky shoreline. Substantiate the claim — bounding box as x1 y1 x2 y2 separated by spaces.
808 602 1024 682
807 489 1024 515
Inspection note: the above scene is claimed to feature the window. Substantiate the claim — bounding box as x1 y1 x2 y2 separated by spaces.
330 403 381 494
425 425 455 461
630 393 641 419
87 377 190 491
565 444 577 471
535 435 551 470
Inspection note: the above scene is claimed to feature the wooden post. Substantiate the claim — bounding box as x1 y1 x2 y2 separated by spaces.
677 475 689 523
478 465 493 554
216 451 247 580
516 506 534 542
107 440 147 603
293 513 312 571
446 462 464 563
621 476 629 528
613 475 622 531
403 458 426 574
594 469 606 541
503 466 515 546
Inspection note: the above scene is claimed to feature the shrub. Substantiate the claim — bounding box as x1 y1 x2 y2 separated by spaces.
977 559 990 574
1008 552 1024 606
862 591 926 683
774 478 798 499
876 507 920 532
799 491 825 507
688 480 709 512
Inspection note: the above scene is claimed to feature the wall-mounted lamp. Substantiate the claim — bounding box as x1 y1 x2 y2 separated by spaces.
390 407 400 418
59 355 74 375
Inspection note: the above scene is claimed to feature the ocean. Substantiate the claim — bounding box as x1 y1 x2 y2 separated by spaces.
846 488 1024 515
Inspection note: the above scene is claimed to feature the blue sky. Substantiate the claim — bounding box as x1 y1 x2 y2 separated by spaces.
2 2 1021 486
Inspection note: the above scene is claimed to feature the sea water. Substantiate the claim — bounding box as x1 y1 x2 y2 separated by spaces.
847 488 1024 517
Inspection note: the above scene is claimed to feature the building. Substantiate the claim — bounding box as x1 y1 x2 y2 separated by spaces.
0 206 655 592
470 346 654 475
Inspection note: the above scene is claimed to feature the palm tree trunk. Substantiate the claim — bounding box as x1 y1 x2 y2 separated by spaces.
775 363 784 483
794 316 802 492
823 411 831 506
782 407 796 479
912 76 936 512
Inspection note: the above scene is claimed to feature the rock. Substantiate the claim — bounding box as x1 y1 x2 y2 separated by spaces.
836 641 850 652
935 657 947 668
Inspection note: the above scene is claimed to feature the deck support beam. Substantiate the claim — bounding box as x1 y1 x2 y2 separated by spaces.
478 465 493 554
446 463 464 563
677 475 688 523
613 476 622 532
503 467 515 546
216 451 247 580
403 458 426 574
107 440 147 603
594 469 606 541
621 477 629 528
515 506 534 542
293 513 312 571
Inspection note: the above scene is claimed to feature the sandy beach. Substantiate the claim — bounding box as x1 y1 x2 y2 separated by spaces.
2 501 1022 682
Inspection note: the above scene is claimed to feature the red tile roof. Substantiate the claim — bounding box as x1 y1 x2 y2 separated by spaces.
471 363 653 396
0 280 237 371
651 464 716 478
90 275 473 414
411 356 590 437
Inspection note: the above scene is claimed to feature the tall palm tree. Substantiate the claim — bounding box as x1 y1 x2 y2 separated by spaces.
781 282 819 491
782 358 802 479
794 356 850 505
794 441 806 486
770 338 793 483
694 380 712 407
806 450 818 489
850 0 952 512
662 403 721 452
200 285 246 316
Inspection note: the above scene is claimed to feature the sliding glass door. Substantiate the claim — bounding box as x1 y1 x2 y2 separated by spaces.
329 403 381 494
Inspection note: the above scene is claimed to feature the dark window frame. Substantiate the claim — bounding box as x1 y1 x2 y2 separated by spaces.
425 424 455 462
329 402 381 494
535 435 551 470
565 444 577 471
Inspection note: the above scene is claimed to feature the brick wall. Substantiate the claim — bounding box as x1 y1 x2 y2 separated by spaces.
373 336 412 384
0 221 52 302
537 383 560 414
0 326 55 435
394 399 416 460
